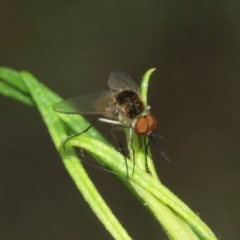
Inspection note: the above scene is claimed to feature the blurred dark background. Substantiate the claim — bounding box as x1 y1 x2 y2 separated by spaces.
1 1 240 239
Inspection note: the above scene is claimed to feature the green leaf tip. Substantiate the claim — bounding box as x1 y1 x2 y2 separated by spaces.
140 68 156 106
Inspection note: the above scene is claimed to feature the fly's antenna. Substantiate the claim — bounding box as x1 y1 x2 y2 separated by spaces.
148 133 171 163
62 118 99 149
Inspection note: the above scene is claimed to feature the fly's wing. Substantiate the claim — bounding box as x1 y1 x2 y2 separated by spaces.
53 90 111 115
108 71 140 93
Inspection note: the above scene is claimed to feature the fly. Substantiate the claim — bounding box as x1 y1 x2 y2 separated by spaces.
53 71 169 178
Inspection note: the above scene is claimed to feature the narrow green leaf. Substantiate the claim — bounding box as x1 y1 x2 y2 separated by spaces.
0 82 34 106
140 68 156 106
0 67 29 93
68 134 217 240
20 71 132 240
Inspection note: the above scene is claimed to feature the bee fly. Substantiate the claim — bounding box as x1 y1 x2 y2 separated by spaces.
53 71 169 178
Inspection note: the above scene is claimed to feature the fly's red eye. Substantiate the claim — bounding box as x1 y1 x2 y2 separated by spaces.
134 115 157 136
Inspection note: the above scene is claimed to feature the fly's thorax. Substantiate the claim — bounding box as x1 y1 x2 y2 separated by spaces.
113 90 144 122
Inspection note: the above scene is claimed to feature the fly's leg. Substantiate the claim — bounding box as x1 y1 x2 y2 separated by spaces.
63 117 122 149
144 137 152 174
111 126 129 179
63 118 99 149
128 127 135 177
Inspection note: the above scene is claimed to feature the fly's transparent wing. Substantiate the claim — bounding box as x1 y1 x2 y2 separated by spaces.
108 71 140 93
53 90 111 114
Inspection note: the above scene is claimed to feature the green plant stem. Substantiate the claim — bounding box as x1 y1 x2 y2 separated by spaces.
0 67 218 240
68 135 217 240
